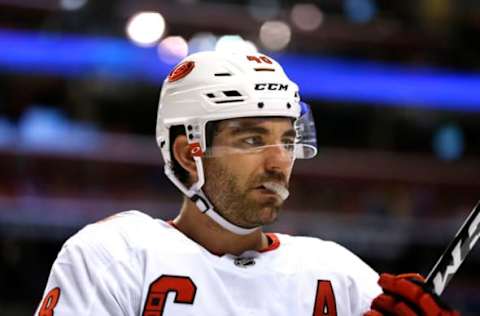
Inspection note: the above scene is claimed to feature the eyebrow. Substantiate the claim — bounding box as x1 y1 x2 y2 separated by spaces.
229 125 269 136
283 129 297 138
228 125 296 138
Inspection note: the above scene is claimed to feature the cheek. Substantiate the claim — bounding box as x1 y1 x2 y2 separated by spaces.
235 155 263 182
216 155 259 187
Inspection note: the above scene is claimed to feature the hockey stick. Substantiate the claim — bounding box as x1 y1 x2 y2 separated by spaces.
425 200 480 295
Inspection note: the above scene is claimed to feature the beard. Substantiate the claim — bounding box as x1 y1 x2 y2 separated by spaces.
202 158 288 228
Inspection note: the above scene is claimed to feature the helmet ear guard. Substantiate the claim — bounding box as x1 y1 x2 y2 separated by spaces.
156 51 318 235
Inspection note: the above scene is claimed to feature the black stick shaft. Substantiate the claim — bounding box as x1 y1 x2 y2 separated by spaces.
425 201 480 295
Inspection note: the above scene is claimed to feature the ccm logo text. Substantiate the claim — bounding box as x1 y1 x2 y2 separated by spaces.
255 83 288 91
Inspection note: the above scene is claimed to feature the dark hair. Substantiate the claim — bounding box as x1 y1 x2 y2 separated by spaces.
169 125 190 185
169 122 220 186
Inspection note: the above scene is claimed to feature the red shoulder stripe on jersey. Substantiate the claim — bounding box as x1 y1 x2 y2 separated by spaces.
259 233 280 252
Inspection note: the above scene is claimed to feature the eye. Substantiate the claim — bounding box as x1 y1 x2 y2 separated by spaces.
243 136 265 147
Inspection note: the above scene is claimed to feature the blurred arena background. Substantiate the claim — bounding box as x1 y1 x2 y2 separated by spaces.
0 0 479 315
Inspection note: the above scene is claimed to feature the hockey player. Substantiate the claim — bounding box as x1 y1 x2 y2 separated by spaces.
36 51 459 316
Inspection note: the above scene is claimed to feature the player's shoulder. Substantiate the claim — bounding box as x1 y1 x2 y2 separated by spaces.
276 233 349 256
60 210 171 265
87 210 161 233
276 233 377 276
75 210 164 241
277 234 381 309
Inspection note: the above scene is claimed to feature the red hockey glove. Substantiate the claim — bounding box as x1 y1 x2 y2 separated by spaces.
364 273 460 316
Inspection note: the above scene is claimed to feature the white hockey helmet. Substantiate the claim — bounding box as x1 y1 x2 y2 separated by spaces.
156 51 317 235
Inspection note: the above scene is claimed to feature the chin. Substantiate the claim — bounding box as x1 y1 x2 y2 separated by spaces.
258 206 280 225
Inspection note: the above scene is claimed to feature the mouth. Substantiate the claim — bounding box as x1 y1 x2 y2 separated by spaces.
254 182 289 200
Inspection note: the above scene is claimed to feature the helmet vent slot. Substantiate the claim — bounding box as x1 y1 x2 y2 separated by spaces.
214 73 232 76
206 90 244 104
255 68 275 72
223 90 242 97
214 99 245 104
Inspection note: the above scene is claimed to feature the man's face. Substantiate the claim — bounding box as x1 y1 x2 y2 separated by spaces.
202 117 296 228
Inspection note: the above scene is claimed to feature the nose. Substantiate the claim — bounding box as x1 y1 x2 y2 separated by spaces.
263 144 294 173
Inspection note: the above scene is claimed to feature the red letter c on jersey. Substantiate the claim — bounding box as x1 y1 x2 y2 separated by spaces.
143 275 197 316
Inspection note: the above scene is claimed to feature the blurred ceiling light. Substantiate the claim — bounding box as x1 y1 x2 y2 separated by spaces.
0 117 15 147
60 0 88 11
215 35 258 53
259 21 291 51
248 0 280 21
291 3 324 31
157 36 189 64
344 0 377 23
433 124 464 161
188 32 217 53
126 12 166 47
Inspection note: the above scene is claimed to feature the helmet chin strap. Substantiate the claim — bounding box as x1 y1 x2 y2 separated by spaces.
164 156 259 235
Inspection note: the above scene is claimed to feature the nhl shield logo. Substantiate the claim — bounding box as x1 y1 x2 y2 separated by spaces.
234 257 256 268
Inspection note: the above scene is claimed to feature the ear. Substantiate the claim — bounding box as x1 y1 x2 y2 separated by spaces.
172 135 198 182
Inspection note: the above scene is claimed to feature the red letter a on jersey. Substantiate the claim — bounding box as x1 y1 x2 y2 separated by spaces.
312 280 337 316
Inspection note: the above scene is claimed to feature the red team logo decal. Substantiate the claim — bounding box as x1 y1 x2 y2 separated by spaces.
168 61 195 82
189 143 203 157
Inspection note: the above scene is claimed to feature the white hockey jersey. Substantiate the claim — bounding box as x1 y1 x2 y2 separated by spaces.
35 211 381 316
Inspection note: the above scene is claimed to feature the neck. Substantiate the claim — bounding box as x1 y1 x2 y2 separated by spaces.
172 198 269 256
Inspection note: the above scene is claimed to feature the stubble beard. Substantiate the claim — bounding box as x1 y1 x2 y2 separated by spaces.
202 159 284 228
